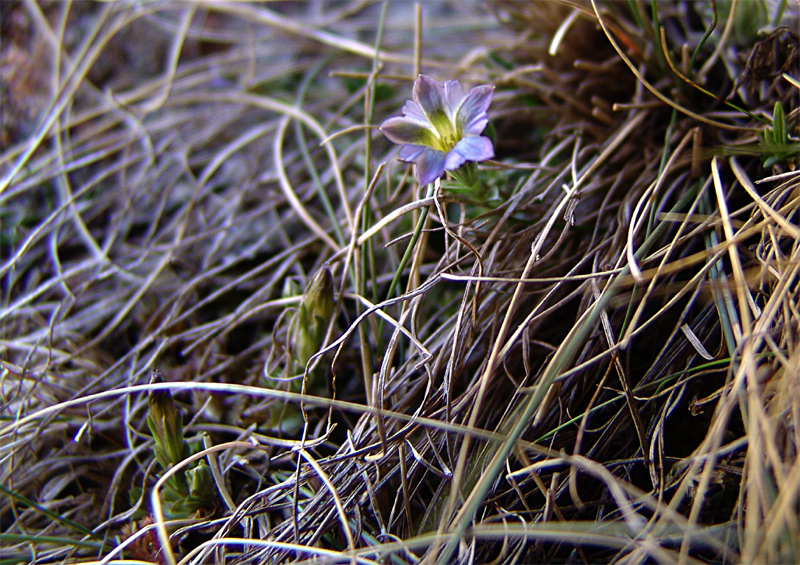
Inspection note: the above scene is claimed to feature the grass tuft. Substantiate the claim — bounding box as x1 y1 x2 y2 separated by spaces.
1 1 798 563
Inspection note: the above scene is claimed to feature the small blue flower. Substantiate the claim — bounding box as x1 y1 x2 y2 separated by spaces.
380 75 494 185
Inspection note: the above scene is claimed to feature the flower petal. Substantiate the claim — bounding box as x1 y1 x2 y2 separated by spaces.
380 116 437 146
456 85 494 136
444 136 494 170
443 80 465 120
443 148 468 171
413 75 447 120
401 100 429 126
412 75 456 142
398 144 426 161
415 148 447 185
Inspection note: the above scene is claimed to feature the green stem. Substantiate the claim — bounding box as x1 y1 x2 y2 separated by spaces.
385 184 434 302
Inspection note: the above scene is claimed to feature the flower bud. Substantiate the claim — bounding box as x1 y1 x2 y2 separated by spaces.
291 267 334 367
147 370 187 472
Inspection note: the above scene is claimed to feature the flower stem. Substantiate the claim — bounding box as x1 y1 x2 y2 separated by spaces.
385 183 435 301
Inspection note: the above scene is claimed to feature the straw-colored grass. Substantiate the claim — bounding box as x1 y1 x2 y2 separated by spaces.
1 1 798 563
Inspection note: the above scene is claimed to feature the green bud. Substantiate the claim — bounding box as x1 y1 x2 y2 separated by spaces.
291 267 334 367
147 370 188 472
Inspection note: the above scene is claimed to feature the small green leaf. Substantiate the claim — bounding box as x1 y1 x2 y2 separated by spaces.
185 463 216 510
772 101 786 145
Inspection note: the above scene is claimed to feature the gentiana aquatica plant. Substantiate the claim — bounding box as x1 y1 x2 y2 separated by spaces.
381 74 494 194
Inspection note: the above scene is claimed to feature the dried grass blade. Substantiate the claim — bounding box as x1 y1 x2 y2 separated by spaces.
274 116 340 253
680 323 715 361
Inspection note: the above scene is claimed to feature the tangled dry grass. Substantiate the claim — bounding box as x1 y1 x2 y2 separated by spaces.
1 1 799 563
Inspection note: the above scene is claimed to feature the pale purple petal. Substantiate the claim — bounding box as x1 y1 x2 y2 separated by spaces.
380 116 436 146
416 148 447 185
443 148 468 171
401 99 429 126
443 80 465 119
461 115 488 137
413 75 447 122
444 136 494 171
398 144 426 161
456 85 494 135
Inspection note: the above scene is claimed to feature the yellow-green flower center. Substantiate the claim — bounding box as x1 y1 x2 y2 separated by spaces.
429 111 459 152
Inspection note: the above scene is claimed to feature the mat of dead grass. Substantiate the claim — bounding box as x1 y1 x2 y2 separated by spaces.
1 1 799 564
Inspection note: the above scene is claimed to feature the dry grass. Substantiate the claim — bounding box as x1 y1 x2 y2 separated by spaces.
1 1 799 563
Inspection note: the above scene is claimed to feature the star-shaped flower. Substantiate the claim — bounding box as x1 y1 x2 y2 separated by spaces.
380 75 494 185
